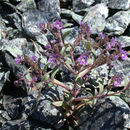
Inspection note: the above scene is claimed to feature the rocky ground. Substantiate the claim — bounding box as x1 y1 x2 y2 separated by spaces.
0 0 130 130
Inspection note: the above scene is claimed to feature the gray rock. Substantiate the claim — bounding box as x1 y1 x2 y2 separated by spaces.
0 110 11 124
121 89 130 106
37 0 60 15
16 0 36 12
115 36 130 48
7 13 22 31
0 16 6 40
77 96 130 130
61 9 83 24
21 90 39 119
110 58 130 79
22 9 47 37
62 27 79 44
99 0 130 10
60 0 71 2
1 119 54 130
90 64 109 85
72 0 95 11
3 95 22 119
31 87 64 127
0 70 10 93
1 38 27 57
104 10 130 35
83 3 109 34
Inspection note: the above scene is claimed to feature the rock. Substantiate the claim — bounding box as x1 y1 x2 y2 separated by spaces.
0 110 11 124
3 95 22 119
62 27 79 44
6 13 22 31
0 53 10 93
82 3 109 34
0 16 6 40
31 87 64 127
0 70 10 93
60 0 71 2
90 64 109 85
110 58 130 79
22 9 47 37
104 10 130 35
72 0 95 11
1 38 27 57
121 89 130 106
16 0 36 12
77 96 130 130
21 90 39 119
99 0 130 10
115 36 130 48
1 119 54 130
37 0 60 15
61 9 83 24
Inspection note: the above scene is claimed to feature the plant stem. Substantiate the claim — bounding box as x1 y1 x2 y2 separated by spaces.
73 82 130 101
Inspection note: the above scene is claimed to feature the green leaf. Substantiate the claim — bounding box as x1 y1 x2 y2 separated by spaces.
91 49 97 60
76 78 84 86
48 82 54 87
76 67 90 80
87 58 94 65
53 79 66 88
65 57 73 65
98 82 104 94
52 101 63 107
63 30 71 40
63 23 73 28
41 71 51 81
60 47 65 55
51 67 59 80
35 82 43 88
65 44 72 53
86 42 91 51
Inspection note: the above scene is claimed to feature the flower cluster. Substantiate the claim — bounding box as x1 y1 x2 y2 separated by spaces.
48 53 57 64
113 73 123 86
77 54 87 65
15 55 22 64
53 20 63 30
13 20 129 128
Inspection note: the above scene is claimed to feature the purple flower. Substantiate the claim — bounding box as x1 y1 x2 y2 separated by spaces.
51 40 56 44
32 76 38 82
32 56 36 61
15 55 22 64
106 42 112 50
111 37 116 47
99 32 106 39
48 53 57 64
120 50 128 60
78 54 87 65
37 23 44 30
14 80 19 85
113 73 123 87
86 24 91 34
114 55 119 60
113 78 120 86
80 22 85 27
53 20 63 30
45 44 50 50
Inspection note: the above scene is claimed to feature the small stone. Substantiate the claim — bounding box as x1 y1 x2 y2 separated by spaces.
115 36 130 48
83 3 109 34
16 0 36 12
72 0 95 11
104 10 130 35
